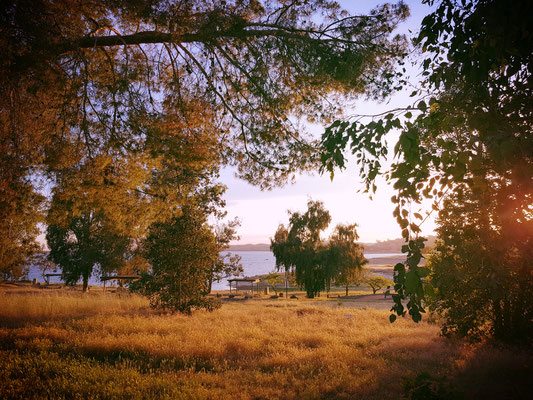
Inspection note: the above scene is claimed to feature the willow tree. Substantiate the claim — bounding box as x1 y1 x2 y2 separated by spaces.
272 202 368 298
329 223 368 296
271 200 331 298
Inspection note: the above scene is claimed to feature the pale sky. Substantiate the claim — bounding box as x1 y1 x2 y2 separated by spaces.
222 0 437 244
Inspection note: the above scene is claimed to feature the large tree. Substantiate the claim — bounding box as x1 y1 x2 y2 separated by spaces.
272 200 367 298
426 183 532 342
46 211 130 291
320 0 532 327
1 0 409 185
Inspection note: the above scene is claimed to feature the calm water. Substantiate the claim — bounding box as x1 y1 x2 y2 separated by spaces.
27 251 401 290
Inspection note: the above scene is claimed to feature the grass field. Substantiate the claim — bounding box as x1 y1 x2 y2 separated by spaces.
0 286 531 399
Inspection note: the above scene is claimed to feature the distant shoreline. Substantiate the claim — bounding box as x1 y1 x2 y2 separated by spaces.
228 236 435 254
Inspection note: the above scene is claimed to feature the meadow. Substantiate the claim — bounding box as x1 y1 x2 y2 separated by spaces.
0 286 531 399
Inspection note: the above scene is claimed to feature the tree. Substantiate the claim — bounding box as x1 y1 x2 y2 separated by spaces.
271 199 332 298
271 200 367 298
335 268 366 296
132 207 222 313
320 0 532 327
426 184 532 341
47 211 130 292
1 0 409 206
365 274 393 295
0 178 45 280
262 271 284 295
329 223 368 296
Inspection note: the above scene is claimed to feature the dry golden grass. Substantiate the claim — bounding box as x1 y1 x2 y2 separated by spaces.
0 289 530 399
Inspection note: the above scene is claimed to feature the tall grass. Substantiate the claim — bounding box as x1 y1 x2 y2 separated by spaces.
0 290 530 399
0 290 149 323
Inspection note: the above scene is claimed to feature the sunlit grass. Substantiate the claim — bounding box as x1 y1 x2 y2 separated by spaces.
0 289 530 399
0 290 149 322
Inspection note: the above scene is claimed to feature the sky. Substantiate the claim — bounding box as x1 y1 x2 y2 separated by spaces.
221 0 437 245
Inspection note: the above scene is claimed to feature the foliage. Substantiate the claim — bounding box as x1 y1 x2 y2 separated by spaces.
44 114 228 291
132 207 223 313
1 0 409 195
425 186 533 342
0 177 44 280
365 274 393 295
329 223 368 296
271 200 367 298
271 200 332 298
46 211 130 292
262 271 284 294
319 0 532 328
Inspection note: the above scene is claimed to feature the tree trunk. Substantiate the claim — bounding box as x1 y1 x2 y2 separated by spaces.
493 298 503 339
345 285 349 296
207 276 213 294
82 275 89 292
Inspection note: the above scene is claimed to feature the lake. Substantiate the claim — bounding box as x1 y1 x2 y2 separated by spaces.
27 251 402 290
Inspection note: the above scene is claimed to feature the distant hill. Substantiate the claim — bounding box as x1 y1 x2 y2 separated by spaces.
228 236 436 253
362 236 436 253
228 243 271 251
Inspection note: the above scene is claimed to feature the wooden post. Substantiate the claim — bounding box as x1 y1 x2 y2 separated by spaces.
285 270 288 299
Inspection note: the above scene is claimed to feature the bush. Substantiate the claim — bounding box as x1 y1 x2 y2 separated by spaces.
131 208 221 314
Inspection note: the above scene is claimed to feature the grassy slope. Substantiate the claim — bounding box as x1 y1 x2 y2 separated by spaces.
0 288 530 399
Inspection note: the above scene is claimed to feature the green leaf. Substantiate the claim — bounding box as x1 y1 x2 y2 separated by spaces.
405 270 419 294
417 101 427 111
405 111 412 119
389 314 397 323
394 263 405 272
417 267 430 278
